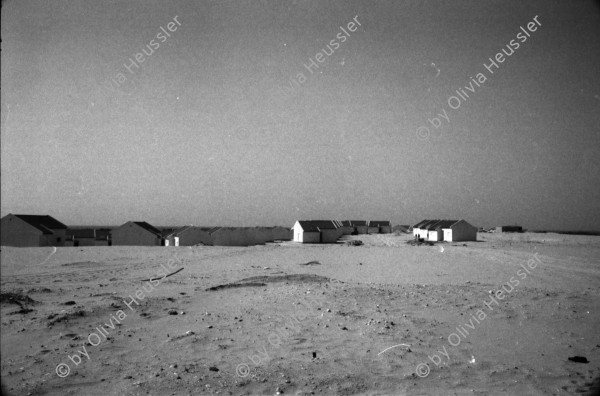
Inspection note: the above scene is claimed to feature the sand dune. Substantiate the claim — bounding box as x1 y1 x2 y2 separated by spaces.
1 233 599 395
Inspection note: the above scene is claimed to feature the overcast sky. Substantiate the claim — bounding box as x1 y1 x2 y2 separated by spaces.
1 0 599 230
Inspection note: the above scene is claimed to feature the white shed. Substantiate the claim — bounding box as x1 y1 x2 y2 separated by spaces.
292 220 340 243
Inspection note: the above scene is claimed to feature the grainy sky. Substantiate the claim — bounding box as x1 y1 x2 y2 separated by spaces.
1 0 599 229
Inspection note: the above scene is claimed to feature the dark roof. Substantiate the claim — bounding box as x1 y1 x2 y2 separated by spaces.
428 220 459 230
369 221 391 227
341 220 352 227
349 220 367 226
14 214 67 233
132 221 162 236
207 227 222 234
297 220 338 232
162 226 191 237
67 228 96 238
419 219 441 229
413 219 432 228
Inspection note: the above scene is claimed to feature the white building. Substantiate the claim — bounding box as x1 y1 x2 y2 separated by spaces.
292 220 341 243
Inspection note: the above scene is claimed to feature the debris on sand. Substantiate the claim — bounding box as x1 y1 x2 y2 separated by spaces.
141 267 184 282
406 239 435 246
345 240 363 246
568 356 589 363
206 282 267 291
0 291 37 306
299 260 321 266
47 310 86 326
1 291 38 315
207 274 330 291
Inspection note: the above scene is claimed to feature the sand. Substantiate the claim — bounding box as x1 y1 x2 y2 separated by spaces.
1 232 599 395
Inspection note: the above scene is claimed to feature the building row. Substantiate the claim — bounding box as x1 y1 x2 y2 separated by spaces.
412 219 477 242
292 220 392 243
0 215 292 247
2 214 477 247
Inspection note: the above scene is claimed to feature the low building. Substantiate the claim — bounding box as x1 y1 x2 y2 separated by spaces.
495 226 523 233
95 229 112 246
442 220 477 242
392 225 411 233
66 228 97 247
426 220 453 242
340 220 354 235
350 220 368 234
165 226 213 246
112 221 163 246
264 226 293 242
292 220 341 243
413 219 440 239
0 214 67 247
370 221 392 234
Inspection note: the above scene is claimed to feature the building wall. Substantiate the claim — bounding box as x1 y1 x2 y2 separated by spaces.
301 231 321 243
292 223 303 242
340 226 354 235
367 226 379 234
355 225 368 234
444 221 477 242
416 228 429 238
427 230 442 241
267 227 292 241
177 227 213 246
75 237 97 247
212 228 254 246
320 229 340 243
0 215 44 247
379 226 392 234
112 222 161 246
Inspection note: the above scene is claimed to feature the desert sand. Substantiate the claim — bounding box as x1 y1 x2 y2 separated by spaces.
1 232 599 395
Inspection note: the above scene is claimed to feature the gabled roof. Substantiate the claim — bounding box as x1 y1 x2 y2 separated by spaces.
422 220 443 230
13 214 67 233
369 221 391 227
413 219 432 228
162 225 192 238
429 220 459 230
131 221 162 237
296 220 338 232
349 220 367 226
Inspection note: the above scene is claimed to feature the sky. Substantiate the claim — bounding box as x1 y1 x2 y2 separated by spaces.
1 0 599 230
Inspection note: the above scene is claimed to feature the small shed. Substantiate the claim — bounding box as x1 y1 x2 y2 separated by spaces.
0 214 67 247
95 229 112 246
112 221 163 246
370 221 392 234
350 220 368 234
495 226 523 233
292 220 340 243
442 220 477 242
340 220 354 235
66 228 97 247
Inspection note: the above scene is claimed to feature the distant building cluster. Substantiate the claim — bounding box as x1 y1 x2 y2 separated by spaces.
412 219 477 242
0 214 290 247
292 220 392 243
0 214 480 247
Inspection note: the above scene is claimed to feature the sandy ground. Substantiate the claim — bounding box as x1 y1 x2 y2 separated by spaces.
1 232 599 396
